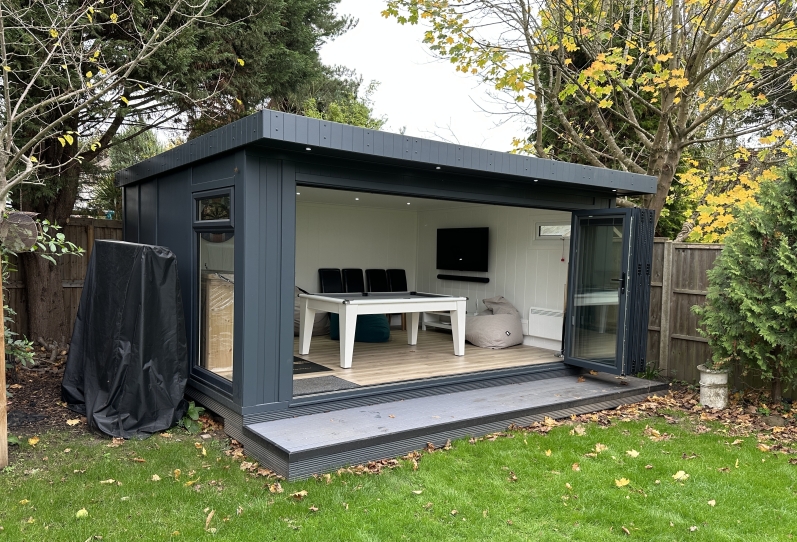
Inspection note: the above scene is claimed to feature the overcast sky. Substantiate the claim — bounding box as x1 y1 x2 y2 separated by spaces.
320 0 529 152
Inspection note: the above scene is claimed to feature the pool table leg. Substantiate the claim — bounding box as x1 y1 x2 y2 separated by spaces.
298 298 315 355
451 301 466 356
407 312 420 345
339 306 357 369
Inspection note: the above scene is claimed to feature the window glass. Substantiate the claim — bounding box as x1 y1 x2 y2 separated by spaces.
197 195 231 221
538 224 571 237
198 233 234 380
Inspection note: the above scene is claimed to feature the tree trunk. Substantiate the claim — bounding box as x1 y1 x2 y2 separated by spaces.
771 363 783 403
647 146 682 227
20 162 81 344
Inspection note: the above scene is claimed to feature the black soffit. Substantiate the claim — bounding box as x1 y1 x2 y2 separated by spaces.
115 110 657 196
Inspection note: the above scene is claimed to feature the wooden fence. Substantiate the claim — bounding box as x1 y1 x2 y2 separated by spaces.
646 239 722 383
5 218 123 340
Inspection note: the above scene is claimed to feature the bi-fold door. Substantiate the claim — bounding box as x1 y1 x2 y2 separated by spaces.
563 208 654 375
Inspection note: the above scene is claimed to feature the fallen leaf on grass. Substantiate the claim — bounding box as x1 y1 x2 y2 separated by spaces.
268 482 283 494
450 510 458 516
76 508 89 518
689 526 698 532
672 470 690 482
626 450 640 458
26 517 35 524
731 439 744 446
66 419 80 426
19 499 30 505
615 478 630 487
185 478 200 487
28 437 39 447
99 479 116 485
757 443 771 452
545 449 552 457
412 490 423 495
622 526 631 535
309 505 319 512
572 463 580 472
151 474 161 481
594 443 608 453
708 499 716 507
131 458 145 463
645 464 653 469
291 490 308 500
204 510 215 531
107 438 124 448
508 471 518 482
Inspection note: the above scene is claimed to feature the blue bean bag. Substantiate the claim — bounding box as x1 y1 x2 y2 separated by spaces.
329 313 390 343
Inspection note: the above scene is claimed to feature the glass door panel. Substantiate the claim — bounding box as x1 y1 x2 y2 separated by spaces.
565 210 632 374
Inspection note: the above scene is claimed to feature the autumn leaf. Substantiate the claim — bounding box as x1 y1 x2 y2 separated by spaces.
204 510 215 531
412 490 423 494
291 490 308 500
309 505 319 512
110 13 118 23
757 443 771 452
19 499 30 505
66 419 80 426
174 469 181 480
708 499 716 507
75 508 89 518
151 474 161 481
672 470 690 482
572 463 580 472
237 58 245 66
268 482 283 494
615 478 630 487
99 479 116 485
545 449 552 456
28 437 39 447
594 443 608 453
626 450 640 458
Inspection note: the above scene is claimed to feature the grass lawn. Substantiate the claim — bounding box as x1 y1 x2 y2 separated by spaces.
2 397 797 541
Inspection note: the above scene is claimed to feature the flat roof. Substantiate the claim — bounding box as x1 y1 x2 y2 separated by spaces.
116 110 656 195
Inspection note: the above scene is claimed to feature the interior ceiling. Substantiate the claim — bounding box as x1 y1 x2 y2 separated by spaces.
295 186 480 212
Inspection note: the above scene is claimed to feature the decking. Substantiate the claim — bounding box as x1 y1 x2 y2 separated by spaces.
242 371 666 480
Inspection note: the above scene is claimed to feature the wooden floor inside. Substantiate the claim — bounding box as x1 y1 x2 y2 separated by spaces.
293 329 561 388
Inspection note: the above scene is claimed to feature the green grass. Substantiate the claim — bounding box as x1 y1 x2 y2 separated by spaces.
2 414 797 541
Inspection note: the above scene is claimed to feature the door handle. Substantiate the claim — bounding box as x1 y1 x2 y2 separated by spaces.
610 273 626 295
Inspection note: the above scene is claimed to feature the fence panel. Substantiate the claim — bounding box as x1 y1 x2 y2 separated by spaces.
4 218 123 340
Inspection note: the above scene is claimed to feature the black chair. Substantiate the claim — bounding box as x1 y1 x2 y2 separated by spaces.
342 268 365 293
365 269 390 292
387 269 408 292
318 268 343 293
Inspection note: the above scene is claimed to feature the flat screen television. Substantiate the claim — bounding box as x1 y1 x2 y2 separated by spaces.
436 227 489 272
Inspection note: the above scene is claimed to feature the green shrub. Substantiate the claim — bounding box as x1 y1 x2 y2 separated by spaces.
694 165 797 401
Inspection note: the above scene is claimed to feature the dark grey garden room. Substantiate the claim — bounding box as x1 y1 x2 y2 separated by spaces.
117 110 664 478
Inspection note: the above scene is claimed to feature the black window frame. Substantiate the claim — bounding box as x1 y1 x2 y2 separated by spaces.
193 187 234 232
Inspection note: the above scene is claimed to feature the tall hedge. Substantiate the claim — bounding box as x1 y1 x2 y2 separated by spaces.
694 166 797 401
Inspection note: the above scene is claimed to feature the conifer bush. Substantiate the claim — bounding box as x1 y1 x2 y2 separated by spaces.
694 165 797 402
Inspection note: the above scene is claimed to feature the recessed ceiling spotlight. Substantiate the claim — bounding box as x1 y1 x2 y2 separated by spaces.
296 192 300 195
407 202 411 205
612 189 617 192
305 147 311 151
355 197 359 201
435 166 441 170
533 179 539 182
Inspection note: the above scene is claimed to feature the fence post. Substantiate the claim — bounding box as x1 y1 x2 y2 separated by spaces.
86 219 95 260
658 240 674 376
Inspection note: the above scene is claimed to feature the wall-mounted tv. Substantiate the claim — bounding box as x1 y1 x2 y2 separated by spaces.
436 227 489 272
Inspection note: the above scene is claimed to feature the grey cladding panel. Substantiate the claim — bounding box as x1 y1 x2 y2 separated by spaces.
124 185 139 243
330 122 343 150
283 114 296 142
192 153 237 185
139 181 157 245
270 112 284 141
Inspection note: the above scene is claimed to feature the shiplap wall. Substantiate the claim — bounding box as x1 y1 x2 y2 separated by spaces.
295 202 418 291
415 204 571 346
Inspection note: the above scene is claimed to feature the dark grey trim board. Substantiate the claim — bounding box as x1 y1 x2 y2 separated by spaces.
117 111 656 195
244 362 578 424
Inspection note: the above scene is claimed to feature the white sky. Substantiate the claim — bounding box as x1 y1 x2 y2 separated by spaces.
320 0 529 151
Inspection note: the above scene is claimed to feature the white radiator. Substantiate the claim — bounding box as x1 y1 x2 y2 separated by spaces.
526 307 564 350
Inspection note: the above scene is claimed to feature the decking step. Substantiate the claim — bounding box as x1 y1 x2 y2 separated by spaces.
242 373 666 479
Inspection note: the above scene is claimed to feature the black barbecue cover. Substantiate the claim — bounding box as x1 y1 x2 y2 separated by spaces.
61 240 189 438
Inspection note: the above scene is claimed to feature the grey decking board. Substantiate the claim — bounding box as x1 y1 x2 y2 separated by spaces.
283 390 660 480
247 374 660 456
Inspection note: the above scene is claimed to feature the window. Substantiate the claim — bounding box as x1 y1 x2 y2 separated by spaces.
194 188 234 230
198 232 235 381
536 223 571 239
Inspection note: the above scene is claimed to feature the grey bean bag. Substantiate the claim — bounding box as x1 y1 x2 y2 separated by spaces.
293 287 330 336
465 313 523 349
